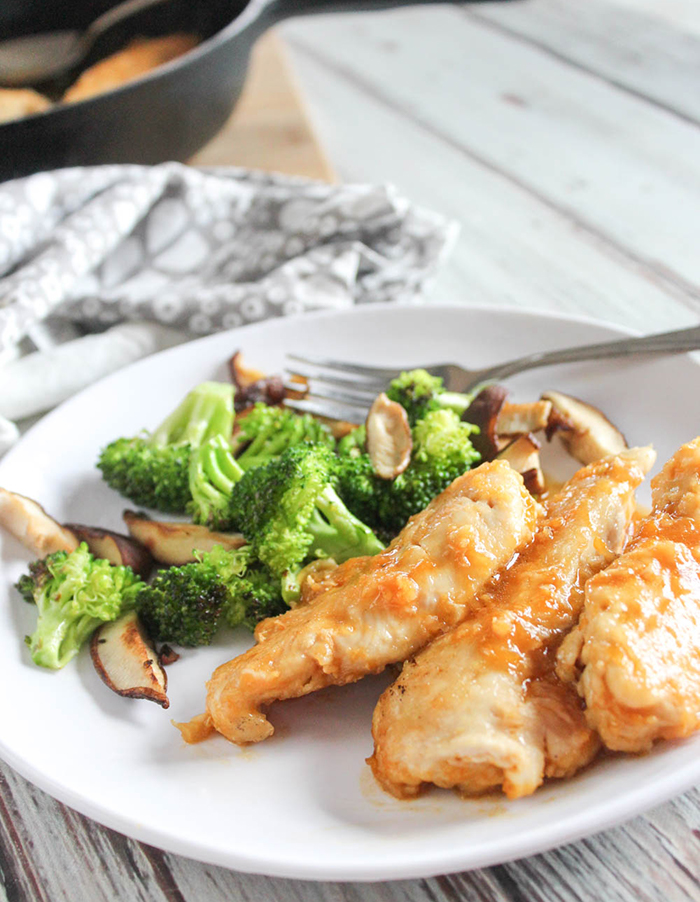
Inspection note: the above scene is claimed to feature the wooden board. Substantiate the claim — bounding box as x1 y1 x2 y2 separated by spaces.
190 31 335 182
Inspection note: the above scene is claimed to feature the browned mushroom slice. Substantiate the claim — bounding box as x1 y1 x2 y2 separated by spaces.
229 350 288 411
0 488 78 557
496 400 552 436
229 350 267 390
63 523 153 578
461 385 508 461
366 393 412 479
91 610 169 708
542 391 628 465
497 433 546 495
122 511 246 565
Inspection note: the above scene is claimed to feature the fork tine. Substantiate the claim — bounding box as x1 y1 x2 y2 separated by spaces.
282 377 379 406
283 396 367 425
287 353 403 382
284 364 386 393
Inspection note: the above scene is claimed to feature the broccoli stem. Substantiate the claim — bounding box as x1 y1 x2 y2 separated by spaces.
308 485 384 563
28 608 101 670
237 416 306 469
150 382 235 449
438 391 472 417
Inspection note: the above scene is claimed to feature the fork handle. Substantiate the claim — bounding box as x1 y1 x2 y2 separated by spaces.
479 323 700 385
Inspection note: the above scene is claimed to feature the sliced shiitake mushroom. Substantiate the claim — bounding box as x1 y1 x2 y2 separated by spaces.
63 523 153 578
541 390 627 465
0 488 78 556
497 433 546 495
365 393 412 479
496 400 552 436
123 511 246 565
229 350 289 411
229 350 267 390
461 385 508 461
91 610 169 708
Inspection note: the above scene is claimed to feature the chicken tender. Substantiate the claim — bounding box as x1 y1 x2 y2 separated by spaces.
180 460 540 745
370 447 655 800
557 437 700 752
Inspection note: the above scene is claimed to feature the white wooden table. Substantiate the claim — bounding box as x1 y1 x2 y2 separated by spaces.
2 1 699 898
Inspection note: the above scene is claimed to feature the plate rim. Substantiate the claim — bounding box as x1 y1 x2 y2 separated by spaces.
1 301 698 882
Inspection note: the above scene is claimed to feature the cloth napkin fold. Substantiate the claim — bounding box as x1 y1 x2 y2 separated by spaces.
0 162 457 454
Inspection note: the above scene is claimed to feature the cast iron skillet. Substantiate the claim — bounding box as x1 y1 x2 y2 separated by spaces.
0 0 517 183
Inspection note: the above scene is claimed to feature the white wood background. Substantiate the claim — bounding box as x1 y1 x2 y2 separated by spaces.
1 0 699 899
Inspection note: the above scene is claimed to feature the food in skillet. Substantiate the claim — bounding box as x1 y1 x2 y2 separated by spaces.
0 87 51 122
178 458 539 745
62 33 199 103
557 436 700 752
369 446 654 800
0 34 199 123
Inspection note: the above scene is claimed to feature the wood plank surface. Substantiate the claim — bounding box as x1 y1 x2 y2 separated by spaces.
468 0 700 123
283 5 700 293
281 37 699 332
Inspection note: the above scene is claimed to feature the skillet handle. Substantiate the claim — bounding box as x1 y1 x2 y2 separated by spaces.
263 0 518 22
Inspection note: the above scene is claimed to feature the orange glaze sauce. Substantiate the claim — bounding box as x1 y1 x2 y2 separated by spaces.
469 455 645 678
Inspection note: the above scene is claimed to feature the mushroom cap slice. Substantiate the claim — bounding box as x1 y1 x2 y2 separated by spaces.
90 610 169 708
542 390 628 465
497 433 546 495
366 393 412 479
63 523 153 578
461 385 508 461
123 511 246 565
0 488 78 557
496 400 552 436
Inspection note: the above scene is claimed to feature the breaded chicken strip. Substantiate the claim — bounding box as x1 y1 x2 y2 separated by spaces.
370 447 655 800
557 437 700 752
179 460 539 745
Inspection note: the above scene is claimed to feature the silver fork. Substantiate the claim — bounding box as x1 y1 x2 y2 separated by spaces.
283 323 700 424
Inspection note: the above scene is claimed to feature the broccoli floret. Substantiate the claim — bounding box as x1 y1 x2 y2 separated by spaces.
206 545 286 631
136 557 230 647
18 543 142 669
187 434 244 530
336 425 366 458
386 368 472 426
227 444 383 589
135 544 284 644
185 403 334 529
337 409 481 538
234 403 335 470
97 381 235 513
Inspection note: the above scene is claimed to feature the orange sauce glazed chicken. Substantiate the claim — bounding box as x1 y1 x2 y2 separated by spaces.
178 460 539 745
369 447 655 800
557 437 700 752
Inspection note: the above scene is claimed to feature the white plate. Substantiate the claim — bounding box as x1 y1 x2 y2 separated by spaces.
1 303 699 881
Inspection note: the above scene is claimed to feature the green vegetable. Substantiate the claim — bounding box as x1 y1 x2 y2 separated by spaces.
135 556 230 647
208 545 287 632
234 403 335 470
18 543 142 669
386 368 472 426
226 443 383 595
187 434 244 530
97 381 235 513
187 403 337 530
135 544 285 645
337 408 481 538
336 425 366 458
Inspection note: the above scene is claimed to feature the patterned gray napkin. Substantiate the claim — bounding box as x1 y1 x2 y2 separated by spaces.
0 162 457 452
